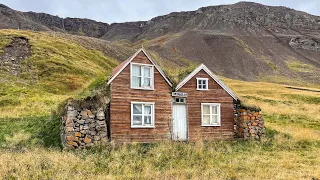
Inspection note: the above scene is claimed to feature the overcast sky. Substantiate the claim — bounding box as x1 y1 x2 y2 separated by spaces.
1 0 319 23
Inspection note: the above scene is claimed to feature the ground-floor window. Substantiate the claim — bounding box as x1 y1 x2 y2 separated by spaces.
201 103 221 126
131 102 155 128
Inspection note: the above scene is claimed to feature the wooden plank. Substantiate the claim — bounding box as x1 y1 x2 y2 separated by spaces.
179 69 235 140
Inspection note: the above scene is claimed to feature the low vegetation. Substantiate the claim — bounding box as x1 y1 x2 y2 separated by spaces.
0 30 320 179
0 30 118 118
286 60 316 73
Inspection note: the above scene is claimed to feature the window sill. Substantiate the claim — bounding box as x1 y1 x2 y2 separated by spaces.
197 89 209 91
131 126 155 129
201 124 221 127
131 87 155 91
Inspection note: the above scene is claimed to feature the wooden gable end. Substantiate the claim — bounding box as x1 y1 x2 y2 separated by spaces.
109 51 173 142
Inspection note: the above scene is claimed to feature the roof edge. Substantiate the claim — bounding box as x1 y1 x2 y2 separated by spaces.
107 48 173 87
175 64 238 100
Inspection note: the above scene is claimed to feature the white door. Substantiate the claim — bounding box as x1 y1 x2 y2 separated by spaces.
172 104 187 141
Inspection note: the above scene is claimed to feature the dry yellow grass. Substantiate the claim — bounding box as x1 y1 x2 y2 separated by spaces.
0 140 319 179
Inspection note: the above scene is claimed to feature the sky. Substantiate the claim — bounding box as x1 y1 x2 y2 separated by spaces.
0 0 319 24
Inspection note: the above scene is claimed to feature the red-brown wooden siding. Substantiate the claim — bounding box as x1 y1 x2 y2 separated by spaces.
179 70 234 140
110 52 172 142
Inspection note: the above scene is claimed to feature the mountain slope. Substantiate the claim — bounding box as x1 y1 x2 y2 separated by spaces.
0 30 123 118
0 2 319 84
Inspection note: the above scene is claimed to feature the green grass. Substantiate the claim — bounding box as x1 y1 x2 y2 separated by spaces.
281 94 320 104
0 115 61 149
286 60 316 73
0 30 119 118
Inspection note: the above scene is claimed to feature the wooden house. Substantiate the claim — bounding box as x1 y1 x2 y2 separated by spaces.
107 48 238 142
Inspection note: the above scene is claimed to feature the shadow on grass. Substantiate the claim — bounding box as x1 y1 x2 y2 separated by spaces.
0 114 62 149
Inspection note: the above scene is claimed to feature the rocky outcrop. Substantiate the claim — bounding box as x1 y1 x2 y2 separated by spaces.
61 99 108 148
0 37 32 77
235 109 265 139
289 37 320 51
1 2 320 40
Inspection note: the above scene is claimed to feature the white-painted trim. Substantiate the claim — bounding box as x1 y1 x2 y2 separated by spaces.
175 64 238 100
196 77 209 90
130 63 154 90
201 103 221 126
107 48 172 87
131 102 155 128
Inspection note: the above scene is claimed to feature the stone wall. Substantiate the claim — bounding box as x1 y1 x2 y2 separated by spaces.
61 99 108 148
235 109 265 139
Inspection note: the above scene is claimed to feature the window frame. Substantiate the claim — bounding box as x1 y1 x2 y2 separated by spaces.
196 78 209 90
131 102 155 128
130 63 154 90
201 103 221 126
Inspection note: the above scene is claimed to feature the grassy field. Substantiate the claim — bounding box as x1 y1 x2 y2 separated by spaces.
0 30 320 179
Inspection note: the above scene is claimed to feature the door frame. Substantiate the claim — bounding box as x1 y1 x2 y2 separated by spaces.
172 100 188 141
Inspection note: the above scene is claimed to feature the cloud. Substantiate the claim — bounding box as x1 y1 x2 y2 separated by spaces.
0 0 319 23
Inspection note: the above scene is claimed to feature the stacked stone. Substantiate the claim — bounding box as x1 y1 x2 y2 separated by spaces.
236 109 265 139
61 101 108 148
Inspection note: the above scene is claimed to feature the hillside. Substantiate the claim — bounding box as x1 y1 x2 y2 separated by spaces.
0 2 319 84
0 30 319 179
0 30 125 118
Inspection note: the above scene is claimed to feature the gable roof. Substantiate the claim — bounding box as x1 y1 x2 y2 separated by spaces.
175 64 238 100
107 48 173 87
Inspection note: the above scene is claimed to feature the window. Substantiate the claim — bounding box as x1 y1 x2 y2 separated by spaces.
175 98 186 104
131 63 154 90
201 103 221 126
197 78 208 90
131 102 155 128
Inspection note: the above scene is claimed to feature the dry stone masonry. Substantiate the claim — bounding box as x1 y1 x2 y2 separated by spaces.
61 99 108 148
235 109 265 139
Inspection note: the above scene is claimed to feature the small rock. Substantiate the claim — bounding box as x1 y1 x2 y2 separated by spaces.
84 136 91 144
67 141 78 147
66 127 74 132
78 120 85 124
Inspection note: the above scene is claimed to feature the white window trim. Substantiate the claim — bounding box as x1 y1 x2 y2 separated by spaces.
131 102 155 128
201 103 221 127
130 62 154 90
196 78 209 90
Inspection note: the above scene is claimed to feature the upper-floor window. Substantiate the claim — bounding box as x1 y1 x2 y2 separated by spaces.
197 78 208 90
131 63 154 90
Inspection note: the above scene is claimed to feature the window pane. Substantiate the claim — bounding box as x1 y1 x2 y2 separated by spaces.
203 105 210 114
202 84 207 89
133 115 142 125
132 77 141 88
212 105 218 114
198 80 202 85
143 78 151 87
203 115 210 125
132 65 141 76
211 115 218 124
144 67 151 77
133 104 142 114
144 116 152 125
144 106 151 115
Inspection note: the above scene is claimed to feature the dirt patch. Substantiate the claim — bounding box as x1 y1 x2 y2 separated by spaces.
0 37 31 76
